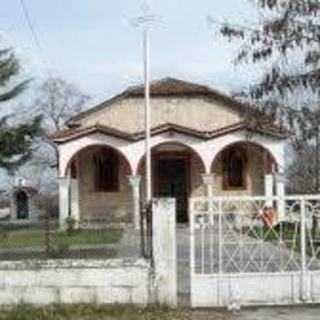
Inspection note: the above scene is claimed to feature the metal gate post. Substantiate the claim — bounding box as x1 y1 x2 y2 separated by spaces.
218 199 223 306
190 198 195 307
300 198 309 302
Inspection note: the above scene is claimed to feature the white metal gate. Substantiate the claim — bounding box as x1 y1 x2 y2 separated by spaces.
190 195 320 308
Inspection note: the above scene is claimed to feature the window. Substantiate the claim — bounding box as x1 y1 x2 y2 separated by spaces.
223 148 246 189
93 148 119 192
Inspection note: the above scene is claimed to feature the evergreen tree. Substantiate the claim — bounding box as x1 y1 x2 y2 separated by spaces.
0 48 41 173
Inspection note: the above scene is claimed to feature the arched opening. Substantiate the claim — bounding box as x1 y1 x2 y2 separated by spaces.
16 190 29 220
64 144 132 223
65 144 132 178
211 141 278 196
138 142 206 223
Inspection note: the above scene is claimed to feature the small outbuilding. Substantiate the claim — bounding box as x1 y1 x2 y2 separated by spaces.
10 179 41 223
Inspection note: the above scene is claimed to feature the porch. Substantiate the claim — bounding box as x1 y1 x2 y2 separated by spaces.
58 134 285 228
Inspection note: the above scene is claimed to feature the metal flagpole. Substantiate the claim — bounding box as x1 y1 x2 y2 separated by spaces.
144 23 152 204
132 1 161 204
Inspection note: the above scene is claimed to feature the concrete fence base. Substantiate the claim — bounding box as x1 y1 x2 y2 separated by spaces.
0 198 178 307
0 259 150 306
152 198 177 307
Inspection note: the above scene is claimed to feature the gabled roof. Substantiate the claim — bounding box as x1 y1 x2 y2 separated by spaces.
68 77 259 125
52 121 289 144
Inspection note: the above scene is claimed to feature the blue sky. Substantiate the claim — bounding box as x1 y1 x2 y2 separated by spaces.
0 0 263 189
1 0 258 106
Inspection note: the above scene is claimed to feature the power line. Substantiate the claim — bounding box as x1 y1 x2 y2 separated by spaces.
19 0 42 52
18 0 52 77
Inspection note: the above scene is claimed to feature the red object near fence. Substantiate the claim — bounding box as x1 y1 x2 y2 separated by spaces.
259 206 278 227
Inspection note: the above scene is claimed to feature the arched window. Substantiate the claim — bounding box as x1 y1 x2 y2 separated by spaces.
93 148 119 192
223 147 246 189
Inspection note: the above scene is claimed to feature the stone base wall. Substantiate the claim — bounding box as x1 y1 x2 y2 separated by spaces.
0 259 150 306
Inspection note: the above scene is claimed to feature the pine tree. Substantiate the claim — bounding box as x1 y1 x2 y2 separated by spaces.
0 48 41 173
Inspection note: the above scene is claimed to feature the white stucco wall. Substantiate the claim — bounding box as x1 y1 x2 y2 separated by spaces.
0 259 150 306
58 129 286 177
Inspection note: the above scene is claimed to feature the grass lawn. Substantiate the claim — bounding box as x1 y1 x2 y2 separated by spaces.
0 228 123 250
0 228 123 260
0 304 232 320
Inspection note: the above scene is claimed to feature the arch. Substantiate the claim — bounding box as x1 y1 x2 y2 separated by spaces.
64 144 133 177
137 141 206 223
210 140 279 174
136 141 206 175
15 190 29 220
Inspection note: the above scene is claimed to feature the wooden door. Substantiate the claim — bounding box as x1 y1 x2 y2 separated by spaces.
154 158 189 223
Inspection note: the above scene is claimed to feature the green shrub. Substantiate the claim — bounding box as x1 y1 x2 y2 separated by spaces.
65 217 77 236
48 241 70 259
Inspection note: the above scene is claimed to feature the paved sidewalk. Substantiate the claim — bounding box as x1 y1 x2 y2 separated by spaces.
190 306 320 320
237 306 320 320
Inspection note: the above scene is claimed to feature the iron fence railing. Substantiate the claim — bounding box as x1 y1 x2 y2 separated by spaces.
190 195 320 274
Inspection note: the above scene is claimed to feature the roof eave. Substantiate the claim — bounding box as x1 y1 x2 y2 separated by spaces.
52 121 288 145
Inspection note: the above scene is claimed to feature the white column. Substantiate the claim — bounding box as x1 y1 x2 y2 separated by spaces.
202 174 215 225
70 179 80 228
9 190 16 220
265 174 274 207
202 174 215 198
152 198 177 306
276 171 286 221
59 177 70 229
128 175 141 230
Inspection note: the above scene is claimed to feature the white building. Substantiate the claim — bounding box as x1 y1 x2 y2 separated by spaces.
52 78 288 228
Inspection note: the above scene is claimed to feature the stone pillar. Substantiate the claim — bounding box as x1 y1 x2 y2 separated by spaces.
202 174 215 198
276 171 286 221
202 174 215 224
70 179 80 228
128 175 141 230
9 190 16 221
152 198 177 307
59 177 70 229
265 174 274 207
